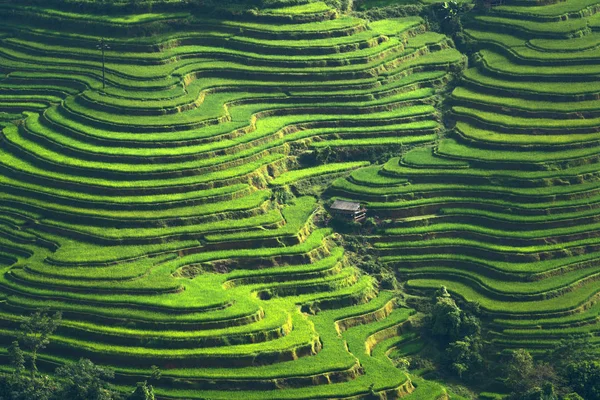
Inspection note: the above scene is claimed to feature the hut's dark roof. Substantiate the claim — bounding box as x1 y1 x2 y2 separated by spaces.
331 200 361 212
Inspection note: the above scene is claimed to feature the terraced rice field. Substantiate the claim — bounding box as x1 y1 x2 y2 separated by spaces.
0 1 464 398
332 0 600 356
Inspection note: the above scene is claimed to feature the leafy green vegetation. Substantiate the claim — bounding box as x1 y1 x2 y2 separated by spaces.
0 5 458 395
330 0 600 397
3 0 600 398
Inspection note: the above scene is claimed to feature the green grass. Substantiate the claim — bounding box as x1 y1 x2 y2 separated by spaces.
319 0 600 382
452 105 600 131
262 2 332 15
270 162 369 186
357 0 418 10
495 0 600 18
312 134 436 147
455 122 600 147
46 206 279 243
368 17 423 36
406 277 600 314
401 147 469 169
529 32 600 51
219 15 364 33
437 136 600 164
0 3 527 398
480 49 600 77
463 68 600 97
204 196 315 242
473 15 590 37
452 87 600 114
0 5 190 25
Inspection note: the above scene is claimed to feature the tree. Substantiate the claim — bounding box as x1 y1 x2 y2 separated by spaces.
505 349 560 399
520 383 558 400
429 286 481 341
434 285 451 299
8 341 25 374
149 365 161 382
433 1 463 35
1 311 61 400
445 336 484 380
18 309 62 374
566 361 600 400
506 349 535 393
1 327 134 400
563 393 584 400
11 374 58 400
127 381 154 400
545 336 594 371
459 313 481 338
431 295 462 339
0 376 9 400
55 358 118 400
428 286 486 381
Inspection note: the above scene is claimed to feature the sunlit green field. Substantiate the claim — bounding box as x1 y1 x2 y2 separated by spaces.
1 0 599 397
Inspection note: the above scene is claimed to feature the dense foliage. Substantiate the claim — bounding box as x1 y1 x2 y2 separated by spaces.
1 311 155 400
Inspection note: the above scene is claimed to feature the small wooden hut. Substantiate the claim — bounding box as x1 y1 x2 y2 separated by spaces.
330 200 367 222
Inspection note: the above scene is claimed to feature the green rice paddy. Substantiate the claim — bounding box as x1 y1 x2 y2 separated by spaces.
332 0 600 371
1 0 599 397
0 1 462 398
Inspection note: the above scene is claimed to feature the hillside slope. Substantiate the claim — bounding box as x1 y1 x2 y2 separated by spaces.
0 2 463 399
334 0 600 357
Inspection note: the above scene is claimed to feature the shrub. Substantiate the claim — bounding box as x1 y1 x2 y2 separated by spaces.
566 361 600 400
